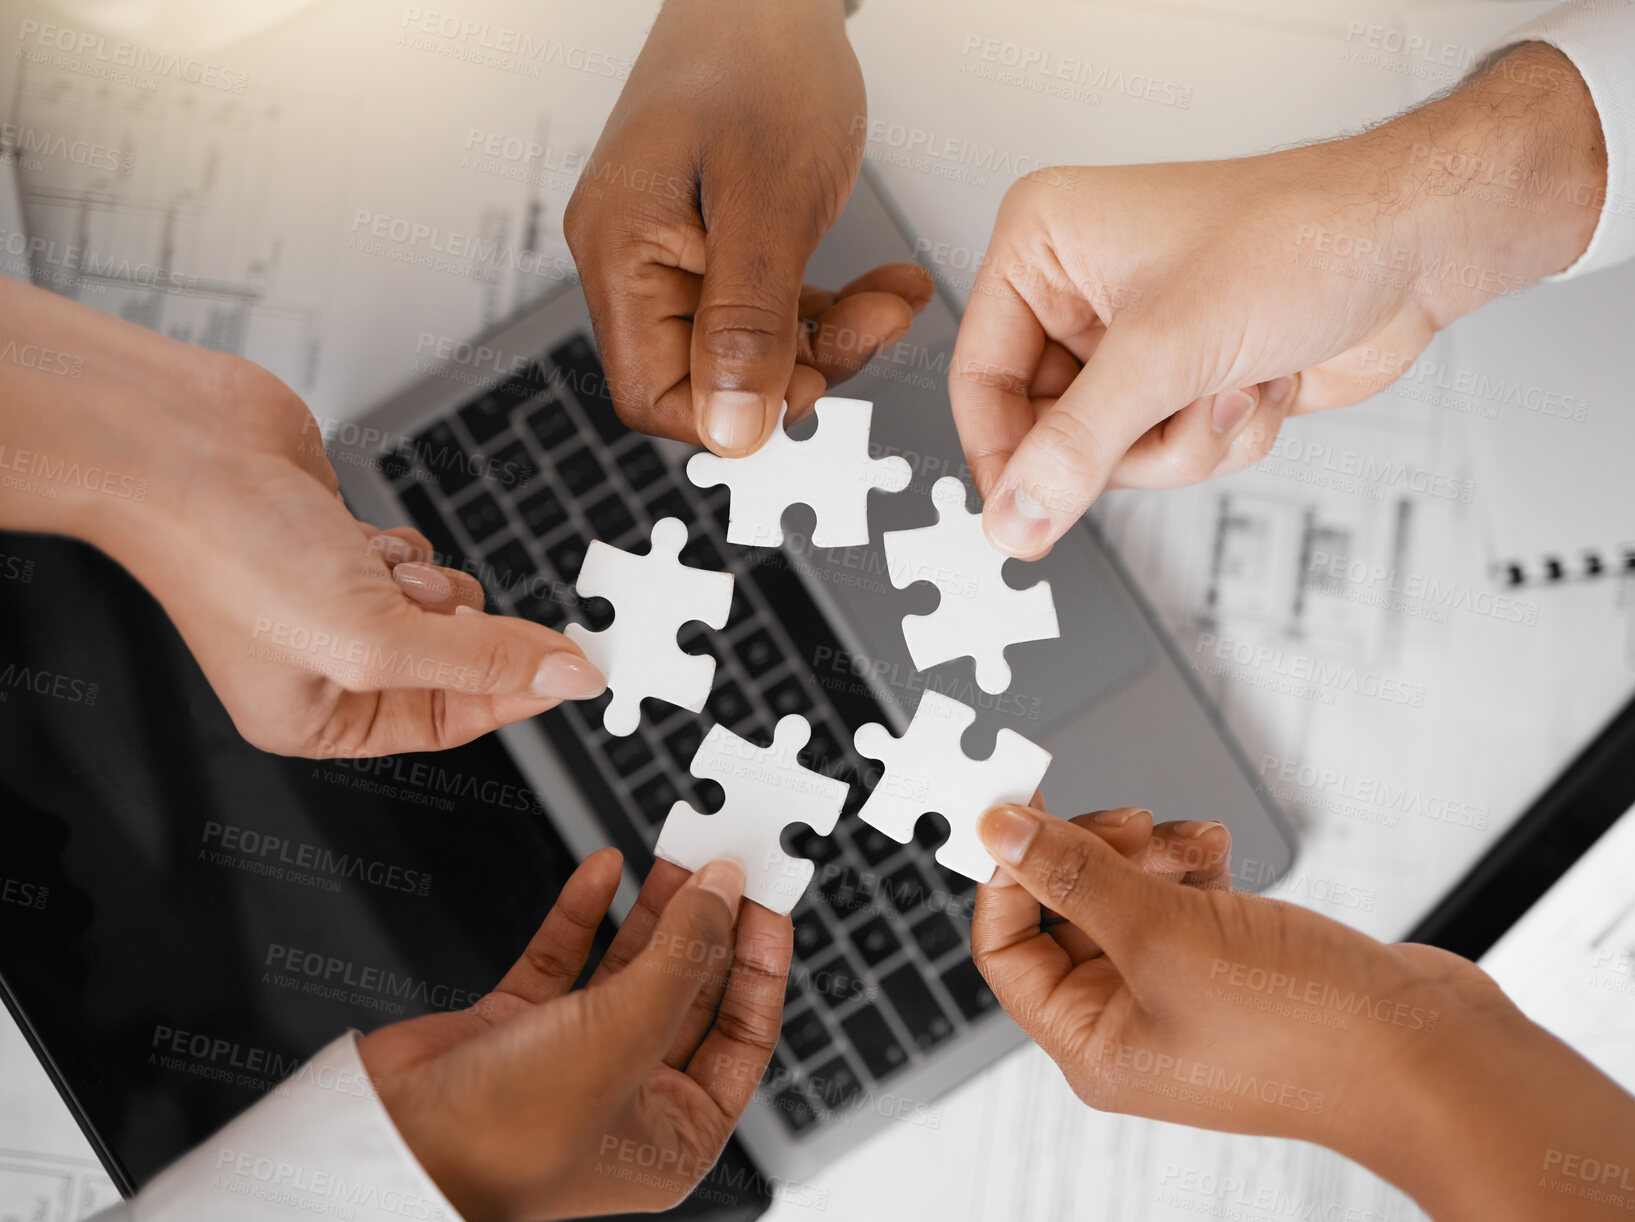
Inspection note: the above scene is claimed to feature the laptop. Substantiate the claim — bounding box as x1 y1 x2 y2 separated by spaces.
328 167 1298 1183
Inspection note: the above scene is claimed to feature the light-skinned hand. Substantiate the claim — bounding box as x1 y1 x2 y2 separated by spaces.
950 43 1606 557
0 278 606 757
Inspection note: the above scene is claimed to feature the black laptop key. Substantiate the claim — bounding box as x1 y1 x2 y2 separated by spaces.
549 333 624 444
799 720 844 774
734 627 780 678
772 1086 820 1135
603 732 655 777
940 959 999 1021
456 491 507 542
486 436 538 493
724 587 756 631
457 389 517 446
517 485 569 538
413 421 479 497
787 823 842 868
851 914 898 967
585 493 637 541
483 537 536 600
934 862 979 902
781 1007 832 1061
525 397 578 451
810 952 869 1011
706 680 755 730
911 913 963 962
763 1048 792 1090
850 823 903 869
395 483 467 569
880 964 954 1051
630 774 679 825
680 534 724 573
809 1056 865 1111
766 673 815 717
545 532 589 583
664 721 705 770
645 484 691 526
575 690 614 734
491 361 551 410
556 447 607 498
817 864 873 919
791 903 834 960
377 448 413 483
883 862 934 917
514 590 568 630
841 1006 908 1080
615 439 667 489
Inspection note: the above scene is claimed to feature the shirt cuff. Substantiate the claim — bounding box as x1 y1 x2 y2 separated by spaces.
90 1033 463 1222
1483 1 1635 279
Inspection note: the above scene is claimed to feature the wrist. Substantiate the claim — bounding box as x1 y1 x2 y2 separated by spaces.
1325 968 1635 1221
1368 42 1605 326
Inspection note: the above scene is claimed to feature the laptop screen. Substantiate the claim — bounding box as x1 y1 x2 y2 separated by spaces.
0 529 599 1191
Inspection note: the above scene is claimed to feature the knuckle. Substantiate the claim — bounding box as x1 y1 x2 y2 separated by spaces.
1162 437 1225 486
469 634 518 695
1036 837 1097 914
695 298 788 364
1024 414 1101 504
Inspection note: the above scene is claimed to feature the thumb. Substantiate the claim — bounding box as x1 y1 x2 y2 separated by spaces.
978 803 1171 963
350 603 606 700
982 323 1200 558
691 192 821 456
601 860 746 1061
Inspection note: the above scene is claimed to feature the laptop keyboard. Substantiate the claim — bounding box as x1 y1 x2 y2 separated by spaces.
378 333 1001 1136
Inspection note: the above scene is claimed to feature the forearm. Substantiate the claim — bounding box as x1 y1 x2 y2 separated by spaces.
0 279 167 544
1339 996 1635 1219
1364 41 1606 326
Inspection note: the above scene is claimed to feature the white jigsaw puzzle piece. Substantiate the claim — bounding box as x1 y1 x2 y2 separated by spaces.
853 690 1052 883
654 715 850 914
565 517 734 737
685 397 911 548
883 476 1060 694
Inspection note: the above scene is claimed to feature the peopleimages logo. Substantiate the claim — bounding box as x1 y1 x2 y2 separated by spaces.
17 19 249 92
263 943 482 1014
201 821 433 896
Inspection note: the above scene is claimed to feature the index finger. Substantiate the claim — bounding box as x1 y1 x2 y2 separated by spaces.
565 175 706 442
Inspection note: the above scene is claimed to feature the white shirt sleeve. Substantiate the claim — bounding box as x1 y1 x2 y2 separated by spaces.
1486 0 1635 278
86 1033 464 1222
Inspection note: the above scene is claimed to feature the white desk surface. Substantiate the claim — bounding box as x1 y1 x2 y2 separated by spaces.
2 1 1631 1219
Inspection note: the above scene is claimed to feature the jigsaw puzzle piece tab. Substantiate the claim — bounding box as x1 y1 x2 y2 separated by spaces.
566 517 734 736
883 476 1060 695
853 691 1052 883
655 715 850 914
686 398 910 548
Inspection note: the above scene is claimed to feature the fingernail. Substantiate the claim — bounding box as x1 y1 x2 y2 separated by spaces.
703 391 767 453
1263 376 1296 406
694 859 746 912
393 562 452 603
978 805 1040 866
986 488 1053 557
1182 820 1225 839
1211 389 1256 434
1093 808 1148 827
371 533 419 566
531 651 607 699
454 604 482 617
